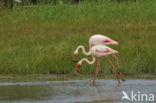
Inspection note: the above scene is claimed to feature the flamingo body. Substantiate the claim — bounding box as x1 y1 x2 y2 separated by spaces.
91 45 118 58
89 34 118 47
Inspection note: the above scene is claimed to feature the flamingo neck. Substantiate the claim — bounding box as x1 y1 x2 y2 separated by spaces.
79 56 96 65
75 45 91 56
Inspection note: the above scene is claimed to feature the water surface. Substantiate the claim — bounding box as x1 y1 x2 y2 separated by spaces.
0 79 155 103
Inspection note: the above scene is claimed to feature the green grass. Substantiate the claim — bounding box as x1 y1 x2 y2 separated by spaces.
0 0 156 75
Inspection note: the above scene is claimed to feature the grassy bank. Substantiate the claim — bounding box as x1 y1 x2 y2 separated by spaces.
0 0 156 75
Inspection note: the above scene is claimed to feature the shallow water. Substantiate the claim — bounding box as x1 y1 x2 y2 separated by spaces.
0 79 155 103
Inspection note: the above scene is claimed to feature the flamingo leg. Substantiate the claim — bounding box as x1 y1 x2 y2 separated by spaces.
112 54 125 82
92 58 101 85
104 56 120 84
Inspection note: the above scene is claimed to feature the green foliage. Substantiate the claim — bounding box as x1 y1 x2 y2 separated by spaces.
0 0 156 75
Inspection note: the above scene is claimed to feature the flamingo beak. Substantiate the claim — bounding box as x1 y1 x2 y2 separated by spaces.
76 64 80 72
111 40 119 45
73 54 77 62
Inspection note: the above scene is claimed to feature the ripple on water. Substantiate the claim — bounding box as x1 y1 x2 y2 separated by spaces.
0 79 155 103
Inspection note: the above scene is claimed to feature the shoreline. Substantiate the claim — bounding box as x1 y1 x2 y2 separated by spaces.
0 74 155 81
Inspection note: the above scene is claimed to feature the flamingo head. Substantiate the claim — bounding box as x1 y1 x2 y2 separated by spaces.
73 50 78 61
75 63 81 72
102 37 119 45
73 53 77 62
75 61 82 72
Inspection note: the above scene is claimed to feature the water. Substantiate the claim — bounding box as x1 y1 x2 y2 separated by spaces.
0 79 155 103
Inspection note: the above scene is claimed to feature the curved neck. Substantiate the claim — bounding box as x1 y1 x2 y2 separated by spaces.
75 45 91 56
80 56 96 65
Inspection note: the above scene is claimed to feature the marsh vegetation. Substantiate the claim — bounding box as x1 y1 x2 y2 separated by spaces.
0 0 155 75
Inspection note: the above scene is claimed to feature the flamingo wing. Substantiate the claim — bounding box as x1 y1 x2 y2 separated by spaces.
95 48 110 53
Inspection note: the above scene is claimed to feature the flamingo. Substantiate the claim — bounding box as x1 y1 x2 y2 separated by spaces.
73 34 125 82
73 34 118 60
75 45 121 85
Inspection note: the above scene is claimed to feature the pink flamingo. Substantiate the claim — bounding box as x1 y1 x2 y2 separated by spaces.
73 34 125 82
75 45 121 85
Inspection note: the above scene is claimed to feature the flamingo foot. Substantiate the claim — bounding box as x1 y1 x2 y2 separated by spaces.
75 64 80 72
89 80 96 86
116 75 121 84
73 54 77 62
119 72 126 82
117 77 121 87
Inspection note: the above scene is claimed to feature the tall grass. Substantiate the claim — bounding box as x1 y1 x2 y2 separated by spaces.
0 0 156 75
